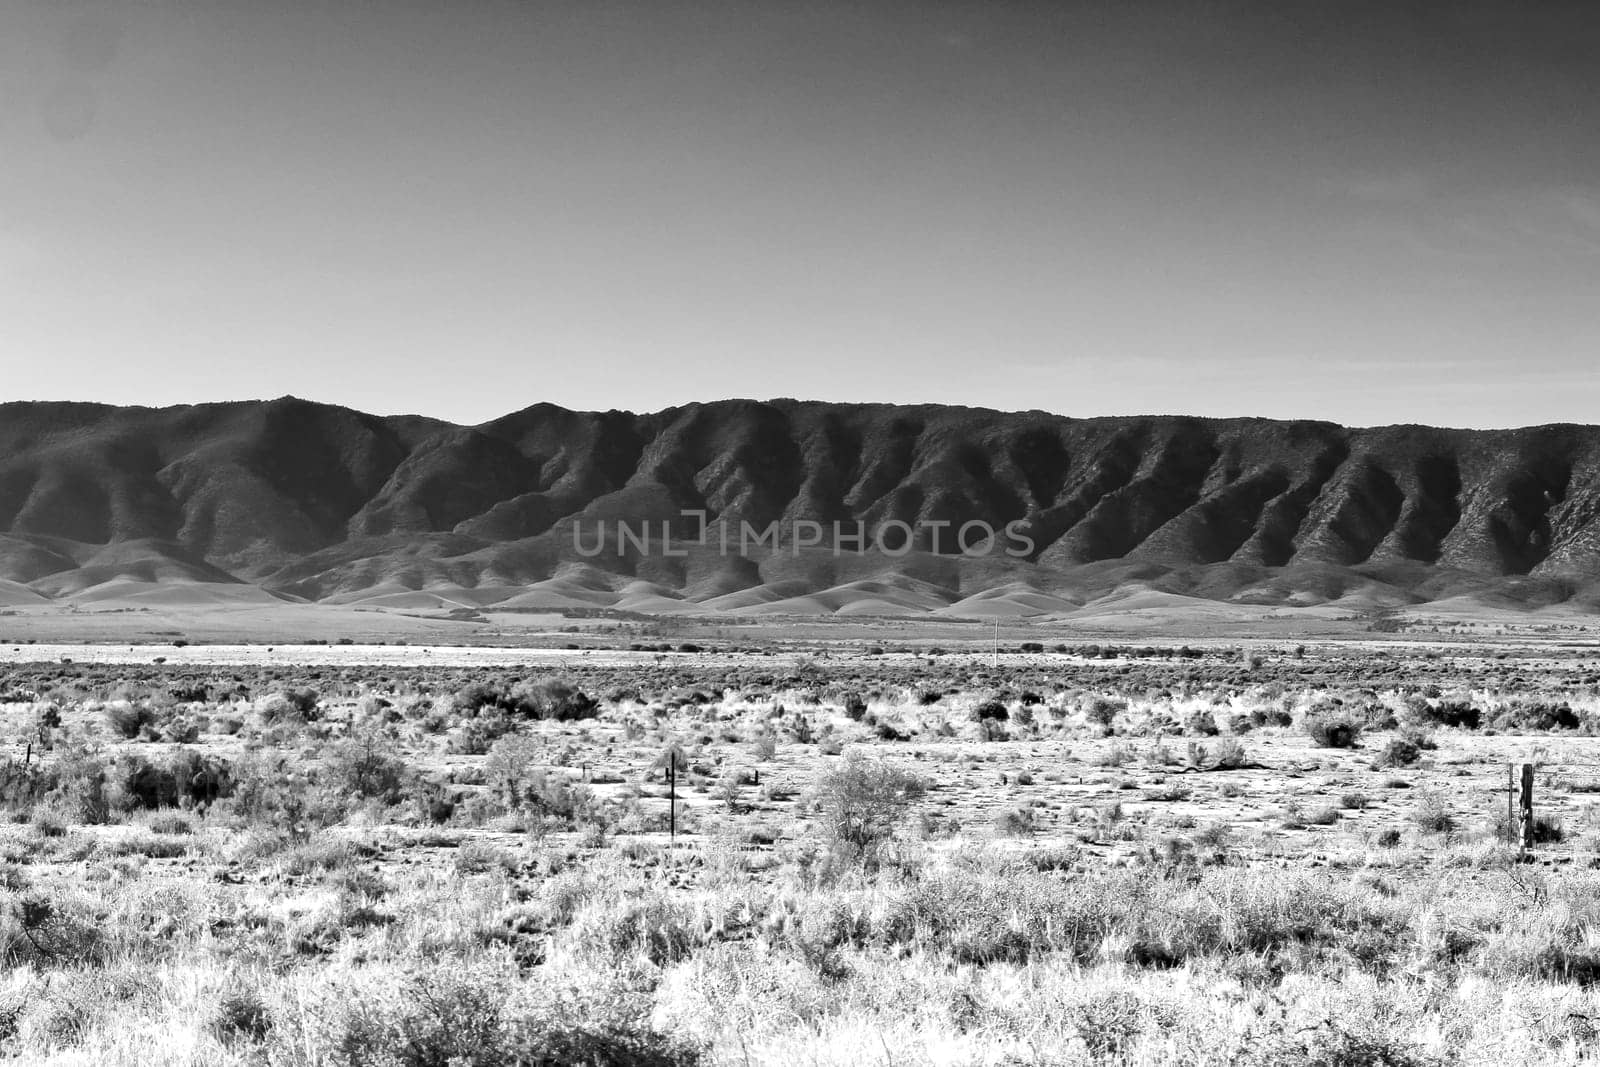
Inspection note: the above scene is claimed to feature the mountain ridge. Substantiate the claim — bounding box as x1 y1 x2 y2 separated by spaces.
3 397 1600 615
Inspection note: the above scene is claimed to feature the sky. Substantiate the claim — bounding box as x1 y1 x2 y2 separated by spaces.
2 0 1598 429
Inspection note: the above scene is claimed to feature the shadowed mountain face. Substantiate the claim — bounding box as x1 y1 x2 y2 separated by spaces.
3 397 1600 613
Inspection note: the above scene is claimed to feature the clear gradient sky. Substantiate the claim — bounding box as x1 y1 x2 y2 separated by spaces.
2 1 1598 428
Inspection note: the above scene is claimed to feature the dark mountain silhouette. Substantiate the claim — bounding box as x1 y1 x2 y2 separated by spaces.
3 397 1600 614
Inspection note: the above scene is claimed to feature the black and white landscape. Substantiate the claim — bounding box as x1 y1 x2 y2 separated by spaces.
4 2 1600 1065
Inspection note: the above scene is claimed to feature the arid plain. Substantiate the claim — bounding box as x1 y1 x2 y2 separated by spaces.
1 599 1599 1065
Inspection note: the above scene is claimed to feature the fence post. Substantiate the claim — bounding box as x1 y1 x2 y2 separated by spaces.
1520 763 1535 854
1507 764 1515 846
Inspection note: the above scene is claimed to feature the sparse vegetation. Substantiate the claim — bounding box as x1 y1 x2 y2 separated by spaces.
0 639 1593 1064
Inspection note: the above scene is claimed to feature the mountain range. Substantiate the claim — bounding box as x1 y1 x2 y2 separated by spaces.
3 396 1599 617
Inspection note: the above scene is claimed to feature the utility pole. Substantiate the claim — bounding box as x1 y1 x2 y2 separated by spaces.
993 621 999 668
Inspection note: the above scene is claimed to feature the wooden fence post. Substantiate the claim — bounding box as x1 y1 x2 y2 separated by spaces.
1520 762 1535 854
1506 763 1514 846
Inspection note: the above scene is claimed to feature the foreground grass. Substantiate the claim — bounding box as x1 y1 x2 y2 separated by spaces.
3 829 1600 1065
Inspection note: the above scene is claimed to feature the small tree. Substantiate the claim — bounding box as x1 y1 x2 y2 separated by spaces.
485 734 540 808
326 726 408 802
810 753 927 868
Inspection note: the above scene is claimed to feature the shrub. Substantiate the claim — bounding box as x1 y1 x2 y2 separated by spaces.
1249 705 1295 728
1360 703 1400 731
1148 781 1192 802
453 680 505 714
209 984 272 1046
283 687 321 718
160 714 203 743
571 896 705 967
873 720 908 741
258 688 320 725
411 778 457 825
1304 711 1361 749
325 730 409 802
521 772 598 827
1096 743 1132 768
1401 725 1436 750
1377 736 1421 768
104 703 159 740
1410 790 1455 834
219 756 348 836
1192 822 1231 852
750 731 777 761
147 812 194 835
32 702 61 737
1409 698 1481 730
1210 737 1249 770
41 745 112 824
31 810 67 837
1494 700 1580 732
456 841 519 876
966 700 1004 726
0 892 108 966
447 711 517 755
1304 804 1340 826
109 749 234 811
994 807 1035 837
977 718 1009 742
297 965 512 1065
1085 696 1127 727
507 678 599 721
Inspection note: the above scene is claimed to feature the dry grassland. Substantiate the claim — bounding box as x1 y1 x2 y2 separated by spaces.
1 639 1599 1064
